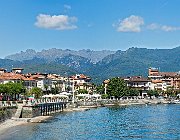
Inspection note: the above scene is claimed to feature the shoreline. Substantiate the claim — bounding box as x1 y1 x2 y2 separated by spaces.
0 116 52 135
0 99 179 135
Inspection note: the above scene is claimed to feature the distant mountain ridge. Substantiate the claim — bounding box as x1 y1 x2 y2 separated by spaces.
88 46 180 82
5 48 115 64
2 47 180 83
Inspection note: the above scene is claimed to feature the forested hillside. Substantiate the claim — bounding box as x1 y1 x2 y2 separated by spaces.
1 47 179 83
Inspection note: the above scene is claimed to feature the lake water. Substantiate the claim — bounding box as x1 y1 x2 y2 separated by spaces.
1 104 180 140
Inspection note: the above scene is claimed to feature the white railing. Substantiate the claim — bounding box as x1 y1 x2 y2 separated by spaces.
0 98 69 107
23 98 69 106
0 101 18 107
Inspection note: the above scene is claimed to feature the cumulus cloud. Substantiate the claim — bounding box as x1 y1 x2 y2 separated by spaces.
113 15 144 32
35 14 77 30
147 23 180 31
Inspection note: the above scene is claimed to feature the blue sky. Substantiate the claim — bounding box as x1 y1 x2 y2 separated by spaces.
0 0 180 58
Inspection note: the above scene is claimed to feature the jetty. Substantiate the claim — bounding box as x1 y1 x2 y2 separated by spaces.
0 98 68 120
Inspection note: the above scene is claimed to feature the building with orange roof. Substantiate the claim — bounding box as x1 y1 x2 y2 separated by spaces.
29 73 52 91
69 74 92 93
48 74 66 92
0 71 37 90
125 76 151 97
148 67 180 91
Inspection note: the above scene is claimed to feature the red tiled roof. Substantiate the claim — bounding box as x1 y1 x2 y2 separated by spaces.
0 72 36 81
0 73 24 80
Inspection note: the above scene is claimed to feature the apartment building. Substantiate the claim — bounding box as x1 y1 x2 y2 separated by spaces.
148 68 180 91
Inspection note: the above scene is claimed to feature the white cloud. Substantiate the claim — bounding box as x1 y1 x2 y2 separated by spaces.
64 4 71 10
147 23 180 32
35 14 77 30
147 23 160 30
161 25 180 31
114 15 144 32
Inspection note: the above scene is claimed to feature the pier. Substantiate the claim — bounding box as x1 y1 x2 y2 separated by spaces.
21 99 68 118
37 102 67 116
0 98 68 119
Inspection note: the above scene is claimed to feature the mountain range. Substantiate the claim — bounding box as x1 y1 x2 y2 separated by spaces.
1 47 180 83
5 48 115 64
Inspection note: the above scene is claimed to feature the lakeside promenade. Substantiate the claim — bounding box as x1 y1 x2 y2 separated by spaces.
0 97 180 135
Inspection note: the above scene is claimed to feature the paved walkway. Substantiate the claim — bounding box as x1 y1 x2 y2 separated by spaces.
13 104 23 118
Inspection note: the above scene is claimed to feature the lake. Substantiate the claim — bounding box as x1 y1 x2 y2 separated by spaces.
1 104 180 140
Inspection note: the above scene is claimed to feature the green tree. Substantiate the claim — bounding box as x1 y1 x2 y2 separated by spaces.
166 86 176 97
0 84 8 94
30 87 43 99
51 87 59 95
96 84 104 94
106 77 129 98
101 94 108 99
0 82 25 100
78 89 88 94
147 90 159 98
128 88 140 96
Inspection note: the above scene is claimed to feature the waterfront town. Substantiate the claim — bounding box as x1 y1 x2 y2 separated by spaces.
0 67 180 131
0 67 179 140
0 67 179 101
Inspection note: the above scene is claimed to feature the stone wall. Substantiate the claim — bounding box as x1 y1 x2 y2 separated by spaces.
0 106 17 123
22 106 41 118
76 99 141 107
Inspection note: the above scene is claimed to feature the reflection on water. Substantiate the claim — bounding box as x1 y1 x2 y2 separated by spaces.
1 104 180 140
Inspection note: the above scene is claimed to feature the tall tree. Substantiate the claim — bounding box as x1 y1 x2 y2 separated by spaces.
96 84 104 94
0 82 25 100
78 89 88 94
30 87 43 99
106 77 129 98
128 88 140 96
147 90 159 98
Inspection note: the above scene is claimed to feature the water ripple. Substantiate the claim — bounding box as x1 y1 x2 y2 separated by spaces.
1 104 180 140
